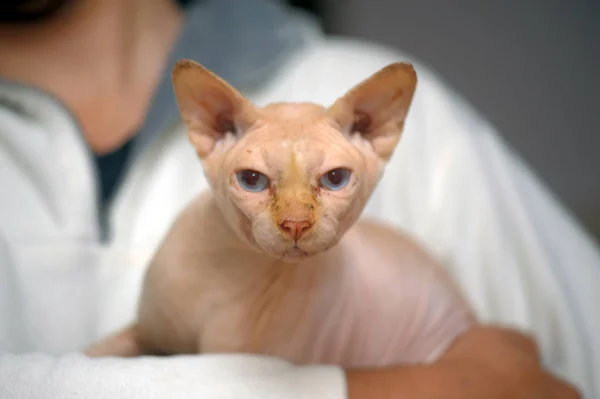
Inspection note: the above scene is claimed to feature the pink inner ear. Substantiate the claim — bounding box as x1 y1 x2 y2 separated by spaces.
183 85 244 139
214 113 236 136
329 62 417 139
351 111 372 135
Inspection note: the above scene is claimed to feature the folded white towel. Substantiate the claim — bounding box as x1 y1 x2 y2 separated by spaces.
0 353 346 399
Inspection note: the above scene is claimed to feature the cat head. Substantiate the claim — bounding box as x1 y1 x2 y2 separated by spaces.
172 60 417 262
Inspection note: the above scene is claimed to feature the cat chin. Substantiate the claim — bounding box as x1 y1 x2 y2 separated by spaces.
279 248 310 263
254 234 341 262
277 241 339 263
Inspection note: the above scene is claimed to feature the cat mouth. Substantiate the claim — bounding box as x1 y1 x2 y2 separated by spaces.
283 247 309 259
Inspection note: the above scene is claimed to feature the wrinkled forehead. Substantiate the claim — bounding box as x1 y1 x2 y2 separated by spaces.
239 137 326 175
228 130 356 179
274 139 325 168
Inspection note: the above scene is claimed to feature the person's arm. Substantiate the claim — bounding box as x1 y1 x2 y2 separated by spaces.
347 325 580 399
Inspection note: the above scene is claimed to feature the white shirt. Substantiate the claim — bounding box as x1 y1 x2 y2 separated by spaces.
0 29 598 399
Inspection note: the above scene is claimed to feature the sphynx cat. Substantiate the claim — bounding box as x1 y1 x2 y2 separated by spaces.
85 60 475 367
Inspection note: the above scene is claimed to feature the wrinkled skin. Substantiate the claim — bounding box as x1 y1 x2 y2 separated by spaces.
85 61 475 368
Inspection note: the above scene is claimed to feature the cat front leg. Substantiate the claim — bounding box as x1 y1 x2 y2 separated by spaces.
84 323 146 357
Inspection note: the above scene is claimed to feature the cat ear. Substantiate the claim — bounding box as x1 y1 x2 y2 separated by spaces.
172 60 258 158
327 63 417 160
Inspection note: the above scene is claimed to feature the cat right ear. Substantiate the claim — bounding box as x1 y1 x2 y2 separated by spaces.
172 60 258 158
326 63 417 161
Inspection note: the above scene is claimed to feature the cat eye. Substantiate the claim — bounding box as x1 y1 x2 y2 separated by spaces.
319 168 352 191
236 170 270 192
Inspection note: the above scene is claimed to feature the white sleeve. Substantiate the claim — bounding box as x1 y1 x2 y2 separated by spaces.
357 47 600 399
0 353 346 399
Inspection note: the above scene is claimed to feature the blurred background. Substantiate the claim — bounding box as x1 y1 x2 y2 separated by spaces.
290 0 600 241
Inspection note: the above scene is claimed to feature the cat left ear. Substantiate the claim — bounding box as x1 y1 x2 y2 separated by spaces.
327 63 417 161
172 60 258 158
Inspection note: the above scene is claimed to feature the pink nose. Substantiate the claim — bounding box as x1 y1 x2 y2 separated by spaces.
280 220 312 241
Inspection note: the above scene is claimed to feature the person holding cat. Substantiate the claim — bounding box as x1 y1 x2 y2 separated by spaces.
0 0 597 398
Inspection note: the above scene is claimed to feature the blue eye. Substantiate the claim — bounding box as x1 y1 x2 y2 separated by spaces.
319 168 352 190
236 170 270 192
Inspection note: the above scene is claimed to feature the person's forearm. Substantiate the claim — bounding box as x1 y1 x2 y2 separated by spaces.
346 366 422 399
0 353 347 399
346 325 581 399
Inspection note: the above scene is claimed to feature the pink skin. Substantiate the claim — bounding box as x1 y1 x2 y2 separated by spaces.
84 60 475 367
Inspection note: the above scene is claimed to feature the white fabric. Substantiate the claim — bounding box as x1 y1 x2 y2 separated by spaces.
0 353 344 399
0 32 599 399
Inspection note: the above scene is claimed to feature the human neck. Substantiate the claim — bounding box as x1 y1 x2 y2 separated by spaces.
0 0 183 154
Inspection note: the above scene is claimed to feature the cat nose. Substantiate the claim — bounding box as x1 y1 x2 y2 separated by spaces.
280 220 312 241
